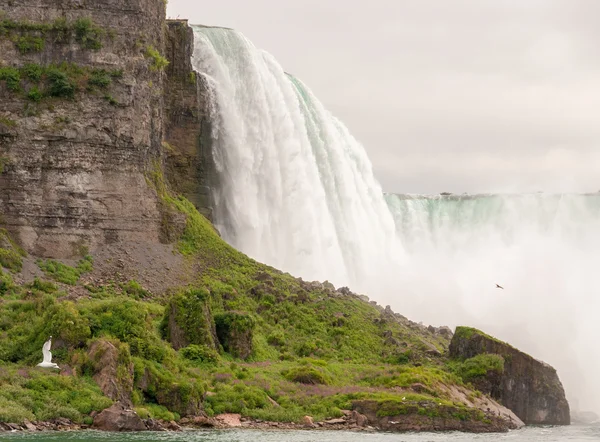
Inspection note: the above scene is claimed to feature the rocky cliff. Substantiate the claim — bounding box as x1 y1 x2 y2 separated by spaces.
449 327 570 425
0 0 166 257
163 20 216 221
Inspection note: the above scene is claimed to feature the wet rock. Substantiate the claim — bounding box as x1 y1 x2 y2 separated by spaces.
92 403 147 432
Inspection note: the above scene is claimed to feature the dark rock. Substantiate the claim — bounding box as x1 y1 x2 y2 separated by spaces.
449 327 570 425
92 403 147 432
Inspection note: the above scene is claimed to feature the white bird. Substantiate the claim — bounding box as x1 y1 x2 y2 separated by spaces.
37 336 60 369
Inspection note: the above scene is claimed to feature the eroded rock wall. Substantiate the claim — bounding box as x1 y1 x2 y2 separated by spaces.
0 0 166 257
449 327 570 425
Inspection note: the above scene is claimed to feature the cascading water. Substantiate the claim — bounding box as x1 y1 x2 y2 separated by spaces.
190 26 600 412
191 26 404 292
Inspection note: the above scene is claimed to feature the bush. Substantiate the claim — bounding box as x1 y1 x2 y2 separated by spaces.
74 18 104 50
88 69 111 89
0 67 21 92
180 344 219 363
283 365 332 385
46 69 76 99
15 35 44 54
145 46 169 71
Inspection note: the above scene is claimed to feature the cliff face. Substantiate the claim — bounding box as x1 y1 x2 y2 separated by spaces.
449 327 570 425
163 20 216 221
0 0 166 257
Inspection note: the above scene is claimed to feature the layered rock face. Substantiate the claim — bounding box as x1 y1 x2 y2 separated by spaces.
449 327 570 425
0 0 166 257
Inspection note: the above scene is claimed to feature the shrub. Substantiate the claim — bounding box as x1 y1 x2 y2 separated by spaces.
73 18 104 50
145 46 169 71
21 63 43 81
88 69 111 89
15 35 44 54
0 67 21 92
283 365 332 385
180 344 219 363
46 68 75 98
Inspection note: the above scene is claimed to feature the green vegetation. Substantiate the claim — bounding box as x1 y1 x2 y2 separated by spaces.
145 46 169 71
37 255 93 285
0 62 124 103
0 16 106 53
451 353 505 384
0 181 504 427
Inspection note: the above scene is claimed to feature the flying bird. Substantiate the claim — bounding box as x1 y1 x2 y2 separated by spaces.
496 284 504 290
37 336 60 369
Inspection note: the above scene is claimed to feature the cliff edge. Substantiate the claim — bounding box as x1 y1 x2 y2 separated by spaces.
449 326 570 425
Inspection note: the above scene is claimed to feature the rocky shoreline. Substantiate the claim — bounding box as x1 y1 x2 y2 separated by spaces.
0 405 518 434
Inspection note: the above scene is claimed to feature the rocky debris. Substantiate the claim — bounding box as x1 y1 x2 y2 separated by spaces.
92 403 147 432
88 339 134 407
450 326 570 425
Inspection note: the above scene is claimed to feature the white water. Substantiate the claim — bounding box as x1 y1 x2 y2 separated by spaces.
190 27 600 413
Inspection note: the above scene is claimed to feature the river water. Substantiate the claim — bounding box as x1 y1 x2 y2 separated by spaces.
0 427 599 442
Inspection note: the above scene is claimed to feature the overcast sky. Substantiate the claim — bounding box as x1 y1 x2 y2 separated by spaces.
167 0 600 194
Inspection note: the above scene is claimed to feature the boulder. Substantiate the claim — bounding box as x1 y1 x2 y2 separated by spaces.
449 327 570 425
92 403 147 432
88 339 134 407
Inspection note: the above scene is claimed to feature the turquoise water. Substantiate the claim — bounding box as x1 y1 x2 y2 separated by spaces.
1 427 599 442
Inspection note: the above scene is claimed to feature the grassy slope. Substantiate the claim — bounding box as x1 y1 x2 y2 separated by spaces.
0 185 499 425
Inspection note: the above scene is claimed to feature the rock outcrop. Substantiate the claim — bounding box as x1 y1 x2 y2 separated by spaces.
449 326 570 425
88 339 134 407
0 0 167 257
92 403 146 432
163 20 216 221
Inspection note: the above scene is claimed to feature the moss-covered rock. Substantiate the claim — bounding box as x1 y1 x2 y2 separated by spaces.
450 326 570 425
87 339 134 407
162 289 218 351
134 360 204 417
214 312 255 360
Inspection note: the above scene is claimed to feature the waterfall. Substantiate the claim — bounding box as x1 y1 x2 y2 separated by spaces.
191 26 404 292
190 26 600 412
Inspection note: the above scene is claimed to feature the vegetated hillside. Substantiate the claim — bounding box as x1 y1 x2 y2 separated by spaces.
0 173 524 432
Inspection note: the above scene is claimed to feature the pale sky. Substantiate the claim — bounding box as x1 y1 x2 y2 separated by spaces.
167 0 600 194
